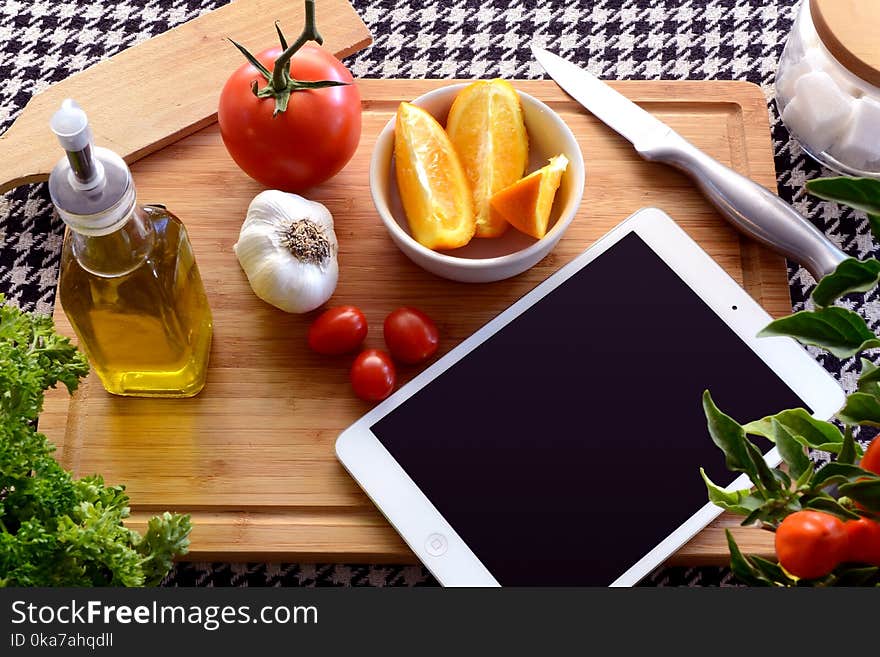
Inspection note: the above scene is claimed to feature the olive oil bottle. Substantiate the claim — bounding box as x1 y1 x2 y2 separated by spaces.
49 100 212 397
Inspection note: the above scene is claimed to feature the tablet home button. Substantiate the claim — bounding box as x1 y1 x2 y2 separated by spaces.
425 533 448 557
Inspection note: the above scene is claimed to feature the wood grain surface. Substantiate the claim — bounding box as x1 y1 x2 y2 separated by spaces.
811 0 880 88
41 78 788 567
0 0 371 194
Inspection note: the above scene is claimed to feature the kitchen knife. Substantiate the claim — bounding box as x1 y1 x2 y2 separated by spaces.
532 46 847 281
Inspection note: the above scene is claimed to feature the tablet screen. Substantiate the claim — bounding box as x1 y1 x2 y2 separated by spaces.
370 232 807 586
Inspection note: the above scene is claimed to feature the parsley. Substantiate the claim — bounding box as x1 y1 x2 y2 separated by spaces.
0 296 191 586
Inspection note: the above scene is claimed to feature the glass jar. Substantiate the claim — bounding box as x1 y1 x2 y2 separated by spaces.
48 99 213 398
776 0 880 176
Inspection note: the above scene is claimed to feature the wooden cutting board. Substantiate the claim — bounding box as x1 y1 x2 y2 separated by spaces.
0 0 371 195
41 79 787 567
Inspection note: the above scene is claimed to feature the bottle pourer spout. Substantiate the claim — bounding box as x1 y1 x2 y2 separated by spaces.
50 99 102 188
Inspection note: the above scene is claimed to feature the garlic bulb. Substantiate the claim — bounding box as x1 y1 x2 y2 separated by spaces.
234 190 339 313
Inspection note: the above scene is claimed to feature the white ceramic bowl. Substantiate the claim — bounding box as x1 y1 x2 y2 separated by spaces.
370 83 585 283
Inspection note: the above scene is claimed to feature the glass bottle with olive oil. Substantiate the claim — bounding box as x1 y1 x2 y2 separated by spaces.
49 99 212 397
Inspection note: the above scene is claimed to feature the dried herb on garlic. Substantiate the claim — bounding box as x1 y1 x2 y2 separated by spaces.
234 190 339 313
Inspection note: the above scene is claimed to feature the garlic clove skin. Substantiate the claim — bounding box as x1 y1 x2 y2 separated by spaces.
234 190 339 314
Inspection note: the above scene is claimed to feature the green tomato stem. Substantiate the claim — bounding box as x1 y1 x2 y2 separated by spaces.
230 0 346 116
270 0 323 93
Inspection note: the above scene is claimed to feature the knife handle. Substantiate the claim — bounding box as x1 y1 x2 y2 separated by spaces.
637 132 846 282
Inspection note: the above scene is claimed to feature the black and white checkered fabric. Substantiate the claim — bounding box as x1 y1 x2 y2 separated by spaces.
2 0 874 587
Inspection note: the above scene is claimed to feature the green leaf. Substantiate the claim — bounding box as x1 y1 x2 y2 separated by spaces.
868 214 880 244
832 565 880 586
838 392 880 427
858 358 880 395
740 505 765 527
811 258 880 307
773 467 792 490
725 530 774 586
758 307 880 359
838 426 858 464
839 478 880 511
744 408 846 454
801 494 862 520
700 468 761 515
741 497 804 529
750 555 795 585
703 391 754 478
747 440 782 494
810 462 874 489
806 176 880 215
771 418 811 480
795 463 814 489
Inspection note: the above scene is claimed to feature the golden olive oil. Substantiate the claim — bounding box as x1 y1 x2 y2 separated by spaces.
58 206 213 397
49 100 212 397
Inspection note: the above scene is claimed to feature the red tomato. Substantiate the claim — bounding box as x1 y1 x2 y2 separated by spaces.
308 306 367 356
843 517 880 566
218 43 361 191
861 436 880 475
383 307 439 364
775 510 847 579
351 349 396 402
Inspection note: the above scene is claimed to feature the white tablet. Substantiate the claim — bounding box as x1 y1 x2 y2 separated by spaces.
335 207 844 587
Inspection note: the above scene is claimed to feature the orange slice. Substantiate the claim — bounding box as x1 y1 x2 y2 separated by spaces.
489 155 569 240
446 80 528 238
394 102 475 250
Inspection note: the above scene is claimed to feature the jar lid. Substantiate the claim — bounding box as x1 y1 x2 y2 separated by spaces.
811 0 880 88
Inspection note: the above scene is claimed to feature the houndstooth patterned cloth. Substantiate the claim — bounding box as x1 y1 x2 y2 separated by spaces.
2 0 875 587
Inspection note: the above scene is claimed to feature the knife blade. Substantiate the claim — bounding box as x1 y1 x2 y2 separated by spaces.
532 45 846 281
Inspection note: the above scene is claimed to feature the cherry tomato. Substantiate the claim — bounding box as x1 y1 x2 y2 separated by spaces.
861 436 880 475
383 307 439 364
843 517 880 566
775 510 847 579
218 43 361 191
308 306 367 356
350 349 396 402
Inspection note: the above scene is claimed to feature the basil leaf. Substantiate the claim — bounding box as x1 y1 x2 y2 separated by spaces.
810 462 872 489
839 478 880 509
703 390 753 475
837 392 880 427
725 530 773 586
700 468 760 515
771 418 811 480
743 409 845 454
806 177 880 215
811 258 880 307
758 307 880 359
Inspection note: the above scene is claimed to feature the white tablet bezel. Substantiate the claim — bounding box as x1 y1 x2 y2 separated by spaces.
335 207 845 587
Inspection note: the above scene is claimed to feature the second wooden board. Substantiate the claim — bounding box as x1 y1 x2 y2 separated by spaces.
41 79 787 566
